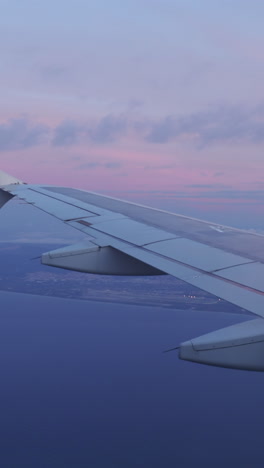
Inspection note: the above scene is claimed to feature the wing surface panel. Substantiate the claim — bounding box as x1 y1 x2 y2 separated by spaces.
215 262 264 292
44 186 264 262
18 188 95 220
145 238 251 272
103 239 264 317
86 218 177 246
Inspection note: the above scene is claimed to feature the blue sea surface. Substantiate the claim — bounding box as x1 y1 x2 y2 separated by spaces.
0 291 263 467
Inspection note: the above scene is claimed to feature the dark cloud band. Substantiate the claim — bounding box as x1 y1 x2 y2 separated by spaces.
2 104 264 151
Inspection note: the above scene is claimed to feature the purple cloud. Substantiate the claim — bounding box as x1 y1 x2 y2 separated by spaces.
0 118 48 150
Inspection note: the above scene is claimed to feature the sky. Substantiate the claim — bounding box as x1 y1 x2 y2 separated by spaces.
2 5 264 464
1 0 264 226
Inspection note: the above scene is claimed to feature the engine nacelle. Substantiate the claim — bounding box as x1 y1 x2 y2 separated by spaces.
179 318 264 371
42 240 163 276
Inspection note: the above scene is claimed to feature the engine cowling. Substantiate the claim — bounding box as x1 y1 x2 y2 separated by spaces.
179 318 264 371
42 240 163 276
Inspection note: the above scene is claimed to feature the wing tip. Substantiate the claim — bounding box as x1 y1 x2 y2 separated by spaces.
0 170 23 187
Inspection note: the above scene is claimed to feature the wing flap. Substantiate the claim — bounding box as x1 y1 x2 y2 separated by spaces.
88 218 177 246
215 262 264 292
100 239 264 317
145 238 251 272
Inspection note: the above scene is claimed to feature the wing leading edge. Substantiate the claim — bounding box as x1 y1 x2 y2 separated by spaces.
1 170 264 371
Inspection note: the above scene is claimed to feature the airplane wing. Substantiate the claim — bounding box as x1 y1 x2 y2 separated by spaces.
1 169 264 371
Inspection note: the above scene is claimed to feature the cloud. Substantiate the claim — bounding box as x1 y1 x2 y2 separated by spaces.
127 98 144 110
146 105 264 146
3 103 264 152
40 65 69 80
145 116 178 143
116 188 264 202
185 183 230 189
143 164 176 170
53 105 264 148
69 155 82 161
78 160 122 170
0 118 48 150
150 189 264 201
88 114 128 143
78 162 100 169
52 115 128 146
104 161 121 168
254 181 264 187
199 189 264 200
53 120 84 146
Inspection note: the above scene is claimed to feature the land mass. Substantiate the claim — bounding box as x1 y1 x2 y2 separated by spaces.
0 242 246 314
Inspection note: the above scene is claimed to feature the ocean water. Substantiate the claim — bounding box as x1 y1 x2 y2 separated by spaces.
0 291 263 467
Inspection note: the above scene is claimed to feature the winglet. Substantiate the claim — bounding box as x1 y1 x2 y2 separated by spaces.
0 170 23 187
